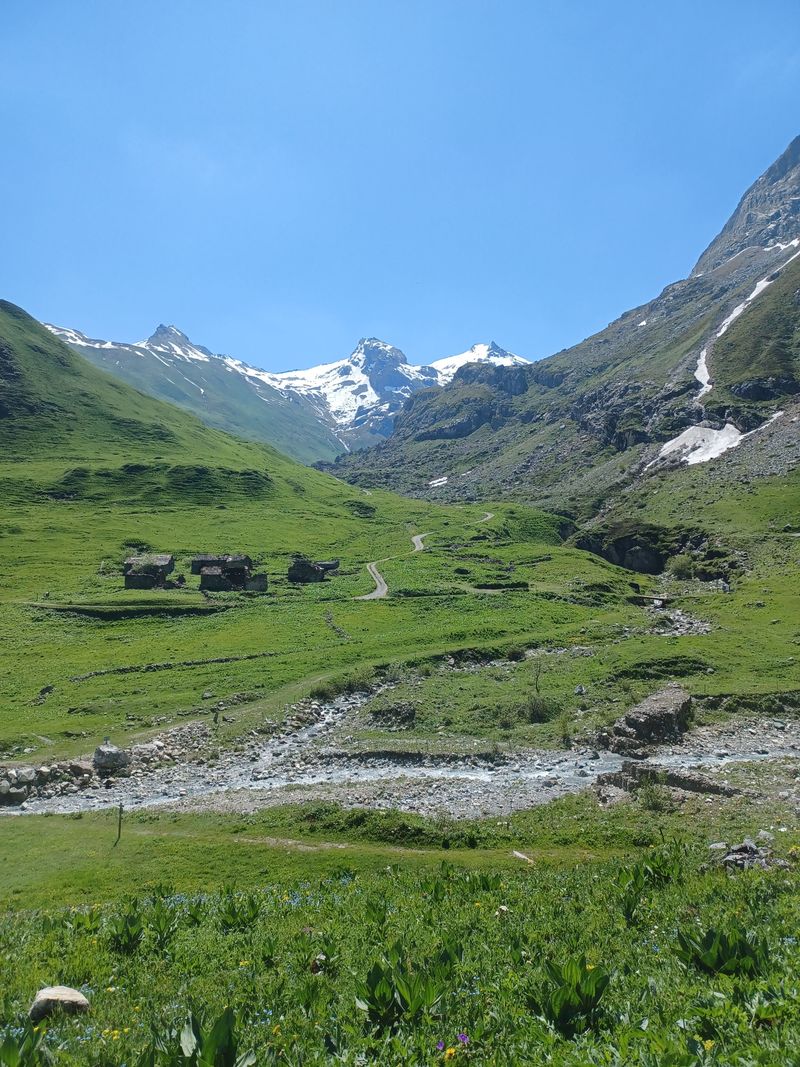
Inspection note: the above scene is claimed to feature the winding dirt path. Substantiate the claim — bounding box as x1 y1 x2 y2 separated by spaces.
479 511 494 523
411 532 430 551
355 561 389 600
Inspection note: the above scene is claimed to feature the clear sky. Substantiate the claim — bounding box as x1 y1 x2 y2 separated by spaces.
2 1 799 371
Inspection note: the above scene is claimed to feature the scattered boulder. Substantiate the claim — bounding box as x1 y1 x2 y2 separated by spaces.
598 684 692 756
0 780 28 806
712 838 791 872
29 986 90 1023
92 739 131 777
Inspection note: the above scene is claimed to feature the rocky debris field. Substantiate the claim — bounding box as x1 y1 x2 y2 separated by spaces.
0 724 210 808
3 681 799 820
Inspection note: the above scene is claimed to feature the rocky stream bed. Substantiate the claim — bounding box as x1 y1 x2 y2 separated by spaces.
3 683 799 820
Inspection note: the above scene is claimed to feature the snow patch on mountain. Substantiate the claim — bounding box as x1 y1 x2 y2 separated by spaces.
647 411 783 469
694 350 712 398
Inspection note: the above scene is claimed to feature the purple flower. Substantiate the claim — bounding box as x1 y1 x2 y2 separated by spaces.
437 1041 445 1051
458 1033 469 1044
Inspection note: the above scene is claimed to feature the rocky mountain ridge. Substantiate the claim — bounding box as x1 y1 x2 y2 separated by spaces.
324 136 800 517
46 324 527 459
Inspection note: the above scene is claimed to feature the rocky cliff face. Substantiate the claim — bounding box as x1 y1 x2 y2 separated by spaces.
325 137 800 517
693 136 800 276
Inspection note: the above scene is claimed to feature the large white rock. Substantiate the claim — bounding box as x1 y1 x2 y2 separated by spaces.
29 985 90 1022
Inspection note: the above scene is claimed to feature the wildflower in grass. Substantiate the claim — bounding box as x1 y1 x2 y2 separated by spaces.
704 1040 715 1051
458 1032 469 1043
437 1040 445 1050
445 1048 457 1061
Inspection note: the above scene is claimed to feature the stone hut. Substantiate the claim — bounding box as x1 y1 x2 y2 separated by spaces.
191 553 253 576
195 553 266 592
123 554 175 589
245 573 268 592
199 566 232 592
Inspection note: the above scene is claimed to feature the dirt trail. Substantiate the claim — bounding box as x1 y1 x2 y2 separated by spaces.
355 561 389 600
355 531 429 600
479 511 494 522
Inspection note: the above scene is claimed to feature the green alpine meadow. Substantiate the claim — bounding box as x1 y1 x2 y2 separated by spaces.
2 8 800 1065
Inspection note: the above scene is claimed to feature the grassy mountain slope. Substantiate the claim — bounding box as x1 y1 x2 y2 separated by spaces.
0 301 643 758
325 249 798 517
49 325 345 464
3 302 797 770
709 254 800 403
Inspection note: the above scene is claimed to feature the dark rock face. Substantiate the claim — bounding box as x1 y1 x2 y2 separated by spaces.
598 685 693 756
454 362 530 396
574 524 672 574
731 376 799 401
414 402 500 441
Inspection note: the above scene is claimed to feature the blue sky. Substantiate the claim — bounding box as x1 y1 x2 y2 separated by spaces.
2 1 799 370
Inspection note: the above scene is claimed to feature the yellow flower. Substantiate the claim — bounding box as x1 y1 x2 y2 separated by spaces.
704 1039 715 1051
474 901 482 907
272 1024 282 1036
239 959 250 966
445 1049 457 1061
586 963 596 971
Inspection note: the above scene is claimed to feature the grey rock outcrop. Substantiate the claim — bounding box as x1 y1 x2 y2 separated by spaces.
93 739 131 777
712 838 791 871
599 759 739 797
598 684 692 756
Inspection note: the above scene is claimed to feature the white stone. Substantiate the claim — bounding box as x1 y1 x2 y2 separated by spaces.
30 986 90 1022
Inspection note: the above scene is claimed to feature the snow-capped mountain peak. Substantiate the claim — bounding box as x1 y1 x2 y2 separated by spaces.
45 322 529 454
429 341 528 383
